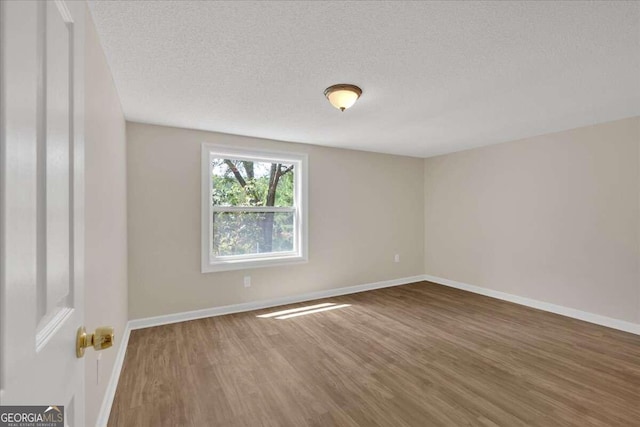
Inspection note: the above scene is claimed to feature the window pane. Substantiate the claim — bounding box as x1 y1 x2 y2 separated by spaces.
213 211 294 256
211 159 294 207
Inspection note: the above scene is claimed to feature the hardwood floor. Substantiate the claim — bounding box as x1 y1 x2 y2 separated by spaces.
108 282 640 426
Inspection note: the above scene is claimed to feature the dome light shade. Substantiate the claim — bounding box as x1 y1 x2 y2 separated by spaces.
324 84 362 111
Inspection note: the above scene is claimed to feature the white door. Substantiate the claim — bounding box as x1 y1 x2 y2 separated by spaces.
1 0 86 425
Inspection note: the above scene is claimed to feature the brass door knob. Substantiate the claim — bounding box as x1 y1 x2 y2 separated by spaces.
76 326 114 358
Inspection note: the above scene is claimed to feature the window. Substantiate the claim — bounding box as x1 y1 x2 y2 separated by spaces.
201 144 308 272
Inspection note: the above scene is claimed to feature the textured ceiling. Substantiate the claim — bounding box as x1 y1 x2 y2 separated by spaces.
88 1 640 157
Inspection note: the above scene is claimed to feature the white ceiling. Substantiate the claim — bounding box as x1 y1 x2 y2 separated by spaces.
88 1 640 158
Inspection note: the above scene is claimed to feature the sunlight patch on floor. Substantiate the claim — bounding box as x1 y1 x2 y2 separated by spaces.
256 302 336 318
256 302 352 319
275 304 352 320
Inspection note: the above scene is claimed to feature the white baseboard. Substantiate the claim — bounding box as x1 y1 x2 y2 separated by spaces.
128 275 425 330
423 274 640 335
95 323 131 427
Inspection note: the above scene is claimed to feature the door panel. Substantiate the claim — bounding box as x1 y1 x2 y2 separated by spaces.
1 1 85 425
44 0 72 320
39 0 74 339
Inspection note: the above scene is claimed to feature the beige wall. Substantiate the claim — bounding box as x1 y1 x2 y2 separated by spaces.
424 117 640 324
126 122 424 319
85 8 128 427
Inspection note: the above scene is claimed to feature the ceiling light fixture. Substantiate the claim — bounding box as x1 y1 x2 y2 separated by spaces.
324 84 362 112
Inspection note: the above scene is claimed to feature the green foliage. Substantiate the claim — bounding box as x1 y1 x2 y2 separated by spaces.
211 159 295 256
213 212 294 256
212 175 254 206
211 160 294 207
275 171 294 206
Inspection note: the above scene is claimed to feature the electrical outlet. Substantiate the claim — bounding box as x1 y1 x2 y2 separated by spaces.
394 254 400 263
244 276 251 288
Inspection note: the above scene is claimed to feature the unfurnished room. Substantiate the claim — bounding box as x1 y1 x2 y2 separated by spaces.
1 1 640 426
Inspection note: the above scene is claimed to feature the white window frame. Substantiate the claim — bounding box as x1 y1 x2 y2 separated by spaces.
201 143 308 273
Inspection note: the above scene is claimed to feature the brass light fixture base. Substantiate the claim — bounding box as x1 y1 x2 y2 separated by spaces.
323 84 362 97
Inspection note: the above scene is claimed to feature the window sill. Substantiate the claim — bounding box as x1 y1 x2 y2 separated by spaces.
202 254 308 273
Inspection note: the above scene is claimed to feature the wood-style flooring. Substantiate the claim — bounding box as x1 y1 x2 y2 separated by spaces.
108 281 640 426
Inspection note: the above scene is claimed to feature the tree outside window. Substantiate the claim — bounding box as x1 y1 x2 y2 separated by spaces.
202 145 308 272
